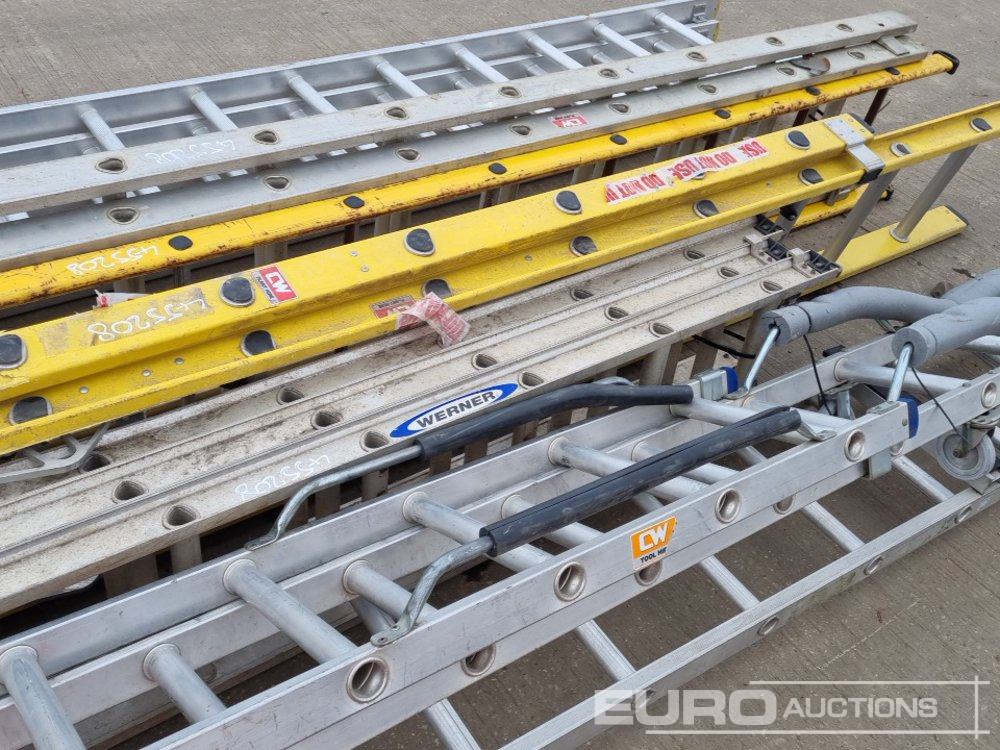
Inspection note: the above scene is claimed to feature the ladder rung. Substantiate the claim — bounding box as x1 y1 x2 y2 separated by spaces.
224 560 353 663
350 599 481 750
406 497 635 680
547 445 760 609
0 12 919 214
0 646 84 750
142 644 226 723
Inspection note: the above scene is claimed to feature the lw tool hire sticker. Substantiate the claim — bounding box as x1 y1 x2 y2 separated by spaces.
630 516 677 570
252 265 298 303
390 384 518 438
604 138 771 204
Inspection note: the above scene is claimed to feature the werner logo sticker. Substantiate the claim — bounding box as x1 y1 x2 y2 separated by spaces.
630 516 677 570
390 384 518 438
253 265 298 303
550 112 589 129
604 139 770 204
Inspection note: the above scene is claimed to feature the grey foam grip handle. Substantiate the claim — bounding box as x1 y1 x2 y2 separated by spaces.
942 269 1000 304
480 406 801 556
893 297 1000 365
762 288 951 345
414 383 693 457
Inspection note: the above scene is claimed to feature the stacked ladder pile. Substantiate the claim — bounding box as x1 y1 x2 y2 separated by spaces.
0 4 998 749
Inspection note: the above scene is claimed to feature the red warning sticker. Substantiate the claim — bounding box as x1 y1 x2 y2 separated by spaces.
253 265 298 304
604 139 771 204
550 112 589 129
371 294 416 319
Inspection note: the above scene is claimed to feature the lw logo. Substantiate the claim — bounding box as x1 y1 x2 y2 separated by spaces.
253 265 298 303
630 516 677 570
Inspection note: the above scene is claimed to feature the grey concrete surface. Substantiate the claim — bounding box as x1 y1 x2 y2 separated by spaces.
1 1 999 749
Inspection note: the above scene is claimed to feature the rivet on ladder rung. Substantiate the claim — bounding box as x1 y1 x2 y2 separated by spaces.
350 599 481 750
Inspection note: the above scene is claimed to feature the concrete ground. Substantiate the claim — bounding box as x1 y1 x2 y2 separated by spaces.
1 1 998 748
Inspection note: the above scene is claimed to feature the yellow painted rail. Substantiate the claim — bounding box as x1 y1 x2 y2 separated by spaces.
0 55 954 308
0 99 995 454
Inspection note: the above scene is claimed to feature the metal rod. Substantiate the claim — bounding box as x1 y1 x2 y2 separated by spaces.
407 497 635 680
223 560 353 662
738 326 780 394
892 456 954 503
345 561 436 621
699 556 760 609
886 343 914 401
371 537 493 645
423 704 482 750
891 146 976 242
824 171 897 261
835 360 961 395
552 441 703 500
142 644 225 723
287 74 338 114
801 504 864 551
653 11 714 45
592 23 650 56
189 90 238 131
248 446 422 549
524 33 583 69
0 646 85 750
375 60 427 98
453 46 509 83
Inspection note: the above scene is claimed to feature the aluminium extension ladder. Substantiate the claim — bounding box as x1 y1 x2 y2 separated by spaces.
0 99 992 616
3 271 1000 748
0 10 945 311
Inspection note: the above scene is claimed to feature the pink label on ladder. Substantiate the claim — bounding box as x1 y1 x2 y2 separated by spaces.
395 293 470 347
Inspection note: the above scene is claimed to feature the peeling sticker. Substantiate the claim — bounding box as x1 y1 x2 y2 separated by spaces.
605 139 770 204
550 112 589 129
371 294 416 319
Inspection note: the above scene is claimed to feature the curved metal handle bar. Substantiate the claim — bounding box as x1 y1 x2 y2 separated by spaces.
371 405 800 645
248 378 694 550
